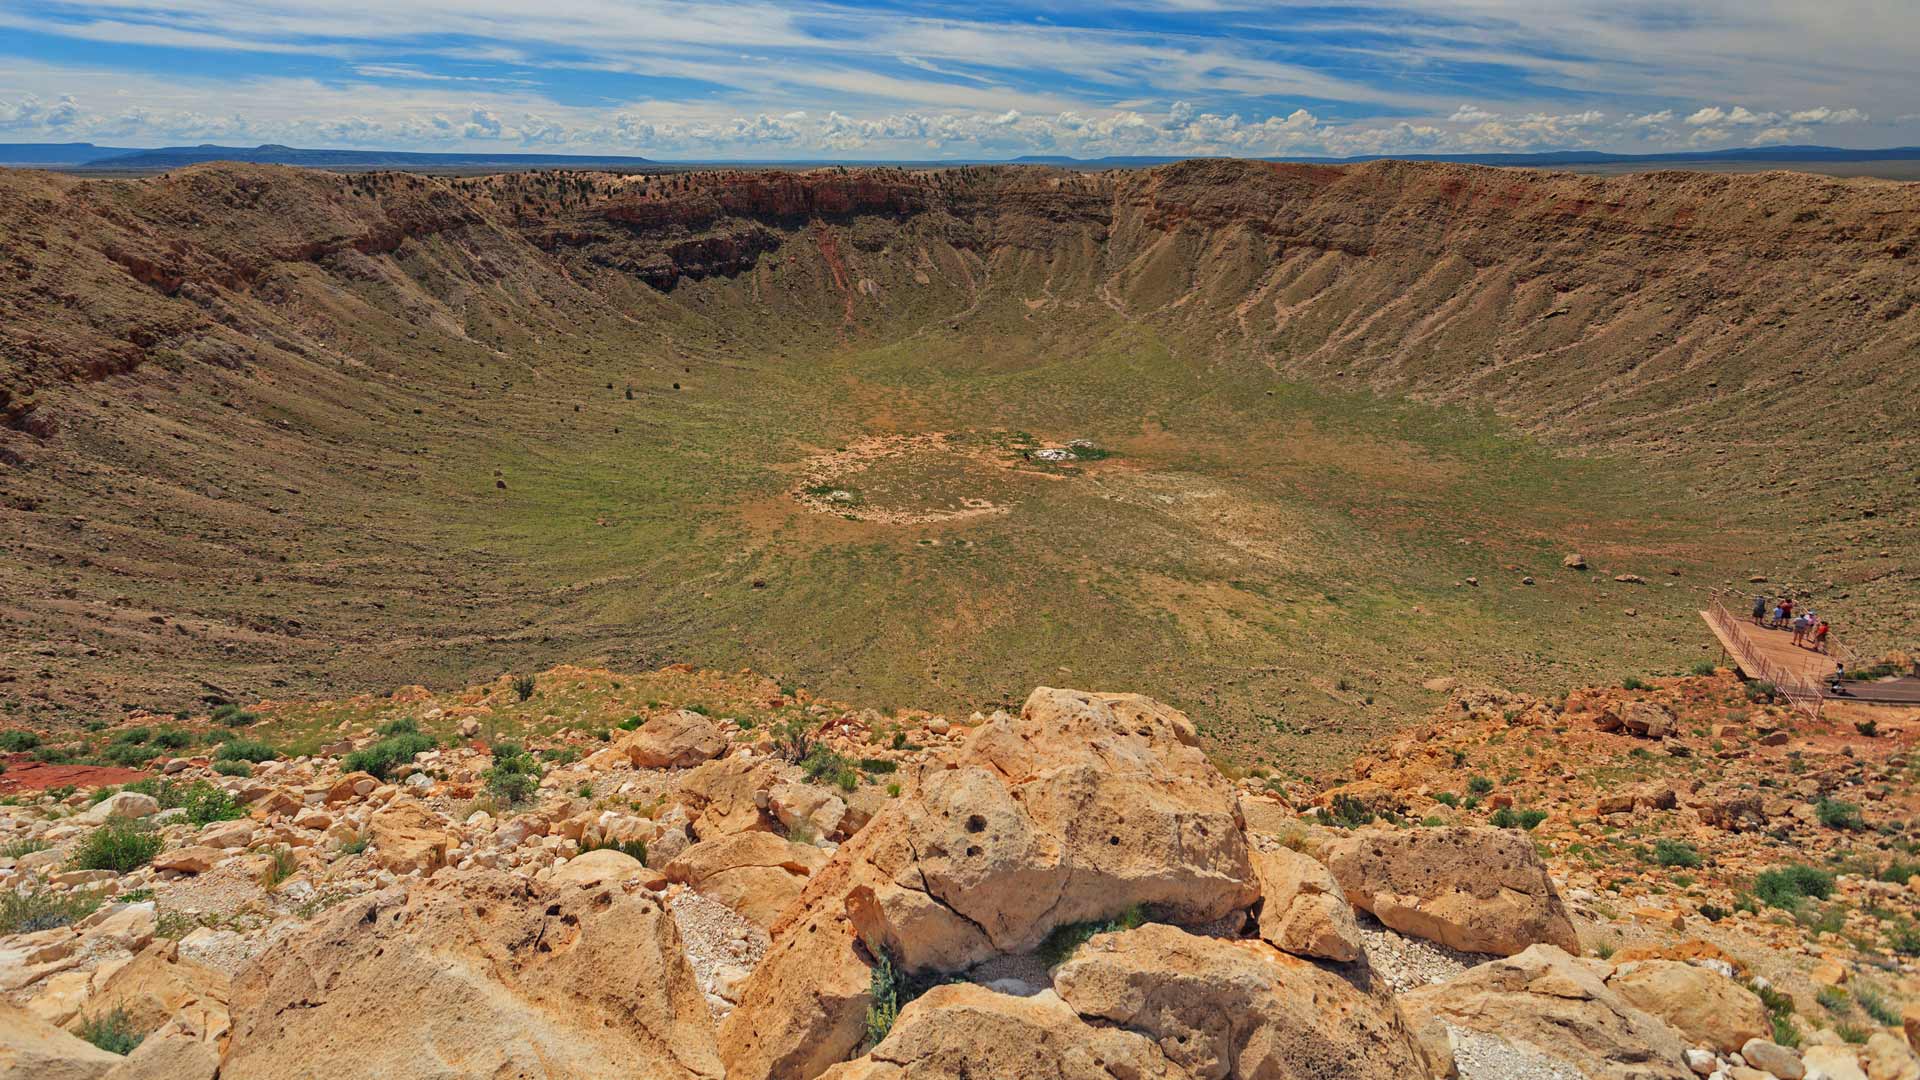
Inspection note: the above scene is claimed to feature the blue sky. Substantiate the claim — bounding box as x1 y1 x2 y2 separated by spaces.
1 1 1914 159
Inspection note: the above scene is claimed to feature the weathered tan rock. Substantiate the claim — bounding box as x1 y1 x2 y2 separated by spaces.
1323 827 1578 956
550 848 653 889
1620 701 1676 739
1249 846 1362 962
819 984 1176 1080
224 869 722 1080
664 832 828 926
620 710 729 768
719 908 874 1080
151 846 221 875
1866 1032 1920 1080
1053 923 1435 1080
1236 793 1298 839
1804 1044 1869 1080
67 940 227 1046
365 802 453 875
81 791 159 823
1742 1039 1805 1080
196 819 254 849
769 783 847 839
1605 959 1769 1053
324 772 379 804
679 755 778 839
1400 945 1692 1080
101 1014 221 1080
726 688 1258 1079
0 1002 121 1080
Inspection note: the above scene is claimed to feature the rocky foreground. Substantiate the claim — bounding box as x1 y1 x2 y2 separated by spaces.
4 666 1920 1079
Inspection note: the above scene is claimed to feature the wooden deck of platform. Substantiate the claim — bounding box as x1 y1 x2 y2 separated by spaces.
1702 600 1920 712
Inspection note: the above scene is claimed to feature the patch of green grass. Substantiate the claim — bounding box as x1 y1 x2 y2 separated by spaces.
1753 864 1835 909
1039 904 1147 968
261 846 298 890
343 731 436 780
67 818 162 873
212 759 253 777
1853 984 1901 1027
1753 980 1799 1048
0 837 51 858
182 782 245 826
1653 839 1702 868
0 729 43 752
77 1008 142 1056
1816 798 1866 831
581 836 648 863
0 887 102 934
214 738 279 763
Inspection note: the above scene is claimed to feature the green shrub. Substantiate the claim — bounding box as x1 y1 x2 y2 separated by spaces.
1621 676 1649 691
77 1008 142 1055
1754 864 1836 909
802 746 858 791
1853 984 1900 1026
858 758 898 775
1746 681 1777 703
343 732 435 780
1653 839 1702 868
1817 985 1851 1014
35 744 83 765
0 887 102 934
1689 661 1718 677
339 833 370 855
212 703 258 727
1698 904 1729 921
68 819 162 873
512 674 536 701
582 836 648 863
151 729 193 750
863 948 902 1050
773 715 819 762
1326 793 1375 828
483 744 542 806
1433 792 1459 808
1753 980 1800 1047
0 729 43 752
377 717 421 736
0 837 50 858
101 743 159 767
182 782 244 826
1491 807 1547 829
618 715 645 731
1467 775 1494 795
261 846 298 890
1039 905 1146 968
112 727 152 746
212 760 252 777
214 738 278 764
1816 798 1866 831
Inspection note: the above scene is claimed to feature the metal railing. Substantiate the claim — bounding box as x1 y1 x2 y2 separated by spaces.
1706 594 1828 720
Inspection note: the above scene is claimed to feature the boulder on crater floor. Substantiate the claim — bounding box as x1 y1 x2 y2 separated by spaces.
620 709 729 769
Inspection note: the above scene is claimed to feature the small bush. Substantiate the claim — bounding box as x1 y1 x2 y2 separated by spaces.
101 743 159 767
1817 985 1851 1014
1698 904 1730 921
1816 798 1866 831
212 703 258 727
1653 839 1702 868
1689 661 1718 677
1467 775 1494 795
582 836 648 863
68 819 163 873
212 760 252 777
1854 984 1900 1027
261 846 298 890
343 732 436 780
78 1008 142 1056
35 744 83 764
1746 681 1777 704
181 782 245 826
151 729 193 750
1753 980 1799 1047
1855 719 1880 738
214 738 278 764
377 717 421 736
483 743 542 805
618 715 645 731
1326 793 1375 829
0 729 43 752
802 746 859 791
1490 807 1545 830
0 887 102 934
112 727 152 746
0 837 51 858
863 948 902 1050
772 715 819 762
1621 676 1649 691
339 833 370 855
512 674 536 701
858 757 898 775
1754 864 1836 909
1433 792 1459 808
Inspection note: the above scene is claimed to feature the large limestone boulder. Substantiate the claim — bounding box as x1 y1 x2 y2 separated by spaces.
0 1002 121 1080
620 709 729 768
1400 945 1693 1080
1605 959 1769 1053
365 802 454 875
718 907 875 1080
723 688 1259 1080
550 848 653 890
664 832 829 927
81 791 159 823
1322 827 1578 956
769 783 848 840
818 983 1177 1080
223 869 722 1080
101 1014 221 1080
1053 922 1435 1080
1250 846 1362 962
679 755 779 839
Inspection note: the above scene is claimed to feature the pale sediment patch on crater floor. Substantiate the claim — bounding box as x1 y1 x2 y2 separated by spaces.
791 431 1106 525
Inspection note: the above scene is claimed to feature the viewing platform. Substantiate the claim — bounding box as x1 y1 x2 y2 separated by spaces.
1702 597 1920 717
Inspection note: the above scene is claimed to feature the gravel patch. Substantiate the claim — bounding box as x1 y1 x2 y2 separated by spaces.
668 887 768 1021
1450 1027 1585 1080
1355 911 1490 993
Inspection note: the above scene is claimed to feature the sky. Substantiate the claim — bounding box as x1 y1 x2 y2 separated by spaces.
1 1 1917 160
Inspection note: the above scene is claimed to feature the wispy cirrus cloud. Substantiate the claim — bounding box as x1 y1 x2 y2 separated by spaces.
0 0 1911 159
